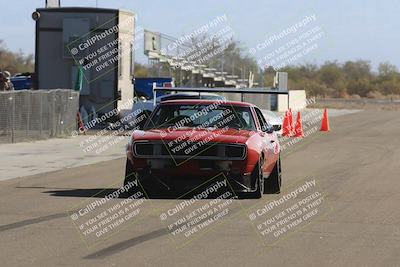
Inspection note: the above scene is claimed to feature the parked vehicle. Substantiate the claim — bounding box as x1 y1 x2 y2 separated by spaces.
134 77 174 99
10 73 33 90
262 110 283 135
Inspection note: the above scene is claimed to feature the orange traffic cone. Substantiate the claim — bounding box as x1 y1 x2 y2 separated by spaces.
289 108 295 135
320 108 330 132
282 110 291 136
77 112 86 135
293 111 304 137
288 108 295 133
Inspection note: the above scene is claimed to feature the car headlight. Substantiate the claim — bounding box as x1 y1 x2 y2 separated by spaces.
126 133 134 153
225 144 246 159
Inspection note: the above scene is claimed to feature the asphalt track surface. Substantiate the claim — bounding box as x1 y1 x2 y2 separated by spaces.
1 110 400 266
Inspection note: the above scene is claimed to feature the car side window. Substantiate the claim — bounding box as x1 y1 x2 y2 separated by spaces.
254 108 269 130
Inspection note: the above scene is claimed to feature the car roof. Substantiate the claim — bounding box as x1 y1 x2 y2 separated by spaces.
160 99 255 107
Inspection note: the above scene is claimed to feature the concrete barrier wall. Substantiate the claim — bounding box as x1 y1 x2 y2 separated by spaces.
219 92 271 110
277 90 306 112
243 94 271 110
198 90 305 111
219 92 242 102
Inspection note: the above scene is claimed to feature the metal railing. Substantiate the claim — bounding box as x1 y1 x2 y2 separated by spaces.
0 89 79 143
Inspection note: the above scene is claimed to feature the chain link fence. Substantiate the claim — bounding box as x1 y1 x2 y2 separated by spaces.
0 89 79 144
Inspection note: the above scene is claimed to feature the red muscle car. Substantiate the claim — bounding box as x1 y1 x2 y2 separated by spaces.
125 99 281 198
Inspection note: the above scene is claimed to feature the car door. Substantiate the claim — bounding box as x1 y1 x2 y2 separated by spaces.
254 108 279 174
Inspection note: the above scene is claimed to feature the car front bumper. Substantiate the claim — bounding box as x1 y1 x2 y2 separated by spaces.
129 157 257 193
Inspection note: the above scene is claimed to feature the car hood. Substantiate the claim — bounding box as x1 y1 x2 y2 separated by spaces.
132 127 255 144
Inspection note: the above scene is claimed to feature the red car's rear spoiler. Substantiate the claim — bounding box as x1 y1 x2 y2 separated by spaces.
152 85 289 107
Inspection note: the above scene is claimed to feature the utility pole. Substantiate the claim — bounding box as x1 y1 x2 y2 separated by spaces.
260 67 264 87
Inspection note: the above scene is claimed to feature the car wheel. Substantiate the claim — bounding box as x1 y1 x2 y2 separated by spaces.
264 155 281 194
123 159 138 194
248 159 264 199
124 159 161 199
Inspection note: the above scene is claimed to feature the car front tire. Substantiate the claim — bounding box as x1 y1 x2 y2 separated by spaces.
124 159 137 188
248 159 264 199
264 156 281 194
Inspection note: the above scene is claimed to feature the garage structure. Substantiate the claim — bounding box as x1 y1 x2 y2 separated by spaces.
34 7 135 117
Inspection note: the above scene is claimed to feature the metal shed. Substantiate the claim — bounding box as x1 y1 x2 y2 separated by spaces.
34 7 135 117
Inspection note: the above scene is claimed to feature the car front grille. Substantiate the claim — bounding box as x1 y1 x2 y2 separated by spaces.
133 141 246 160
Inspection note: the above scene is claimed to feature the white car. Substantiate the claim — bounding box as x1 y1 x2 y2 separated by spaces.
124 92 282 133
262 110 283 135
126 93 226 128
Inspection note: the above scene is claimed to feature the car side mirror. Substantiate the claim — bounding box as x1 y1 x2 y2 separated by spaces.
262 124 274 134
273 125 281 131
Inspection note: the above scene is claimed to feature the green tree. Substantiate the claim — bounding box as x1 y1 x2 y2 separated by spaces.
343 60 371 81
0 40 34 74
318 61 344 88
347 79 375 97
378 62 398 78
134 63 149 77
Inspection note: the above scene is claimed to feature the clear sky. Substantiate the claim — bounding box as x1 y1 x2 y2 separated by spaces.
1 0 399 70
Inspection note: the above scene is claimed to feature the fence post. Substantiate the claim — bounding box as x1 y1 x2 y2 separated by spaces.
40 93 43 136
11 94 15 143
27 91 30 138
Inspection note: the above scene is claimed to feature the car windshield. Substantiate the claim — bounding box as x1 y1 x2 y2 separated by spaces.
144 103 256 130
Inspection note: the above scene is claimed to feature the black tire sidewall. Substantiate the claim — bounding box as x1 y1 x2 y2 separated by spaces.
264 155 281 194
